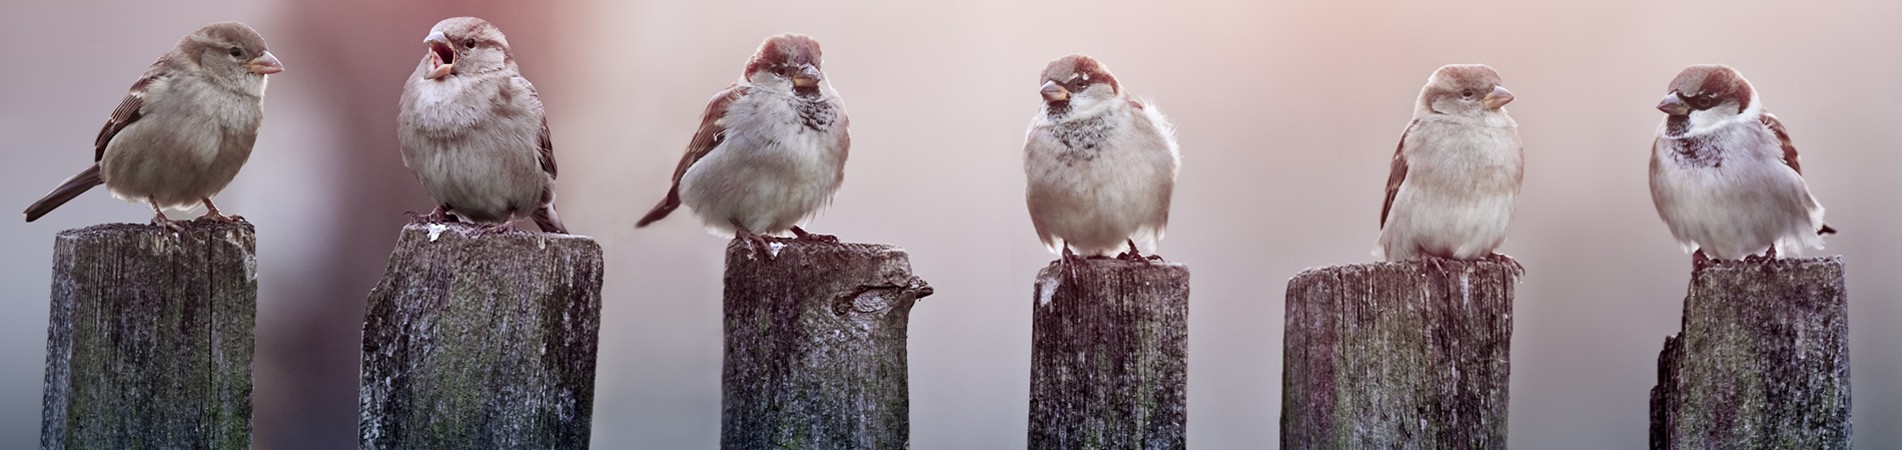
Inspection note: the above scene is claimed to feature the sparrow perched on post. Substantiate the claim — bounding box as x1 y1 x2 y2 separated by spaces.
636 33 849 241
23 22 283 225
1023 55 1180 261
398 17 566 234
1375 64 1523 265
1649 64 1832 267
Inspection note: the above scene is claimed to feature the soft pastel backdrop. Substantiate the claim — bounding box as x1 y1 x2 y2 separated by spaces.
1 1 1896 448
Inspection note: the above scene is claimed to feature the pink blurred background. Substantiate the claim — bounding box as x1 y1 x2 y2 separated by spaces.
1 0 1897 448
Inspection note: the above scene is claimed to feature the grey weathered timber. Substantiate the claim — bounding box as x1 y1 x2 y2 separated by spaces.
359 222 604 449
1028 258 1190 450
41 220 258 450
1281 259 1517 449
1650 256 1850 449
722 236 933 450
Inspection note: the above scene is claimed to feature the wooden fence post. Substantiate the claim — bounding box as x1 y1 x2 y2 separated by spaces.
41 221 258 449
721 237 933 450
1280 259 1517 449
1649 257 1850 449
1027 258 1191 450
358 223 604 449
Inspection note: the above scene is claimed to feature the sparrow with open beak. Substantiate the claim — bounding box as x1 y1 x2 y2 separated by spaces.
636 34 849 241
23 22 283 225
1023 55 1180 262
1649 64 1832 267
1375 64 1524 266
398 17 566 233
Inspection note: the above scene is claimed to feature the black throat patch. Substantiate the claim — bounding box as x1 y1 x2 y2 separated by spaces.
794 95 837 132
1663 120 1725 169
1050 114 1114 164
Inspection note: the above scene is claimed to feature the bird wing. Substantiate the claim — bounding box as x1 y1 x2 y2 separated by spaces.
1379 119 1418 227
94 60 171 161
1759 112 1802 174
636 83 747 227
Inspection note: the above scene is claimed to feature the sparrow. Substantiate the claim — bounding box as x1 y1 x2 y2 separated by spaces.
398 17 566 234
636 33 849 241
1023 55 1180 261
1375 64 1524 265
23 22 283 225
1649 64 1832 266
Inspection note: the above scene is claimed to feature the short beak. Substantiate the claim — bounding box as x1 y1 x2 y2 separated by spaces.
792 65 821 89
1040 81 1069 103
247 51 283 75
424 31 455 80
1657 93 1689 116
1482 85 1514 109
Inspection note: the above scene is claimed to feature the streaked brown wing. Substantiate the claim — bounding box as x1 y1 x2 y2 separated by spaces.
1379 119 1418 227
636 84 748 227
538 115 556 178
93 61 169 161
1759 112 1802 174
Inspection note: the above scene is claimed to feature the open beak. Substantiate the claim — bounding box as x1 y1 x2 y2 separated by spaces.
1040 81 1069 103
1482 85 1514 109
247 51 284 75
424 31 456 80
792 65 821 89
1657 93 1689 116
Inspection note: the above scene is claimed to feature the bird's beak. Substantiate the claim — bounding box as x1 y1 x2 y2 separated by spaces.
792 65 821 89
424 31 455 80
1040 81 1069 103
1657 93 1690 116
248 51 284 75
1482 85 1514 109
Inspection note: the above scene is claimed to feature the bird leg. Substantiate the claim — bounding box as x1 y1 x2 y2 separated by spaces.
1486 252 1525 278
147 199 180 230
789 225 838 243
731 221 773 255
198 197 245 223
1058 245 1082 281
1117 238 1152 263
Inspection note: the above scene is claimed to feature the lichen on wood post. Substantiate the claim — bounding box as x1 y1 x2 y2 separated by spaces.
41 220 258 450
1027 258 1190 450
721 237 932 450
1649 257 1850 449
1280 259 1517 449
358 222 604 449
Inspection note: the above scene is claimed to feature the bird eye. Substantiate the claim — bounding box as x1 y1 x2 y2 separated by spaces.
227 46 244 58
463 38 477 48
1460 89 1476 98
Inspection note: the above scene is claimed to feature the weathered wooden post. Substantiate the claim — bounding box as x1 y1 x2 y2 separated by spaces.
721 237 933 449
1027 258 1191 450
1649 257 1850 449
358 223 604 449
41 220 258 450
1280 259 1517 449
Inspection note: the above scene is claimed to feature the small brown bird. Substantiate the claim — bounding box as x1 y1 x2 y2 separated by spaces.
1649 64 1832 266
1023 55 1179 261
23 22 283 225
398 17 566 233
636 34 849 241
1375 64 1523 265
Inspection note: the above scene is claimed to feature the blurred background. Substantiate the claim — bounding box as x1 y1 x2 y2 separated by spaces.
2 0 1897 448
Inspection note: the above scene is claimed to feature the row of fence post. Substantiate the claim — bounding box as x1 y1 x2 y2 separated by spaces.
38 221 1850 448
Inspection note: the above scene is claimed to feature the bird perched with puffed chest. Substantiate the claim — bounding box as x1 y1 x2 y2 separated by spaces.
1023 55 1180 260
1376 64 1523 263
636 33 849 240
23 22 283 225
1649 64 1832 267
398 17 566 234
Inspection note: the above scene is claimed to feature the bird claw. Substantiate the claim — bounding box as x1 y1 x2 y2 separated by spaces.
1691 250 1715 272
1486 253 1525 277
150 216 183 231
409 207 451 224
789 226 838 243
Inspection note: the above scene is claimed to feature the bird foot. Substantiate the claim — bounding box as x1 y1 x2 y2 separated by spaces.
409 207 451 224
150 216 183 231
197 212 247 224
789 226 838 243
734 227 774 256
476 220 517 237
1691 250 1715 272
1486 253 1525 277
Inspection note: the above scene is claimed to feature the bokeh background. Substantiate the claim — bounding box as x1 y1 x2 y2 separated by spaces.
2 0 1897 448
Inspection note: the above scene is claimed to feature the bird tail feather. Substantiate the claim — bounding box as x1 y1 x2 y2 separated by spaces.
24 165 103 222
634 187 680 228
